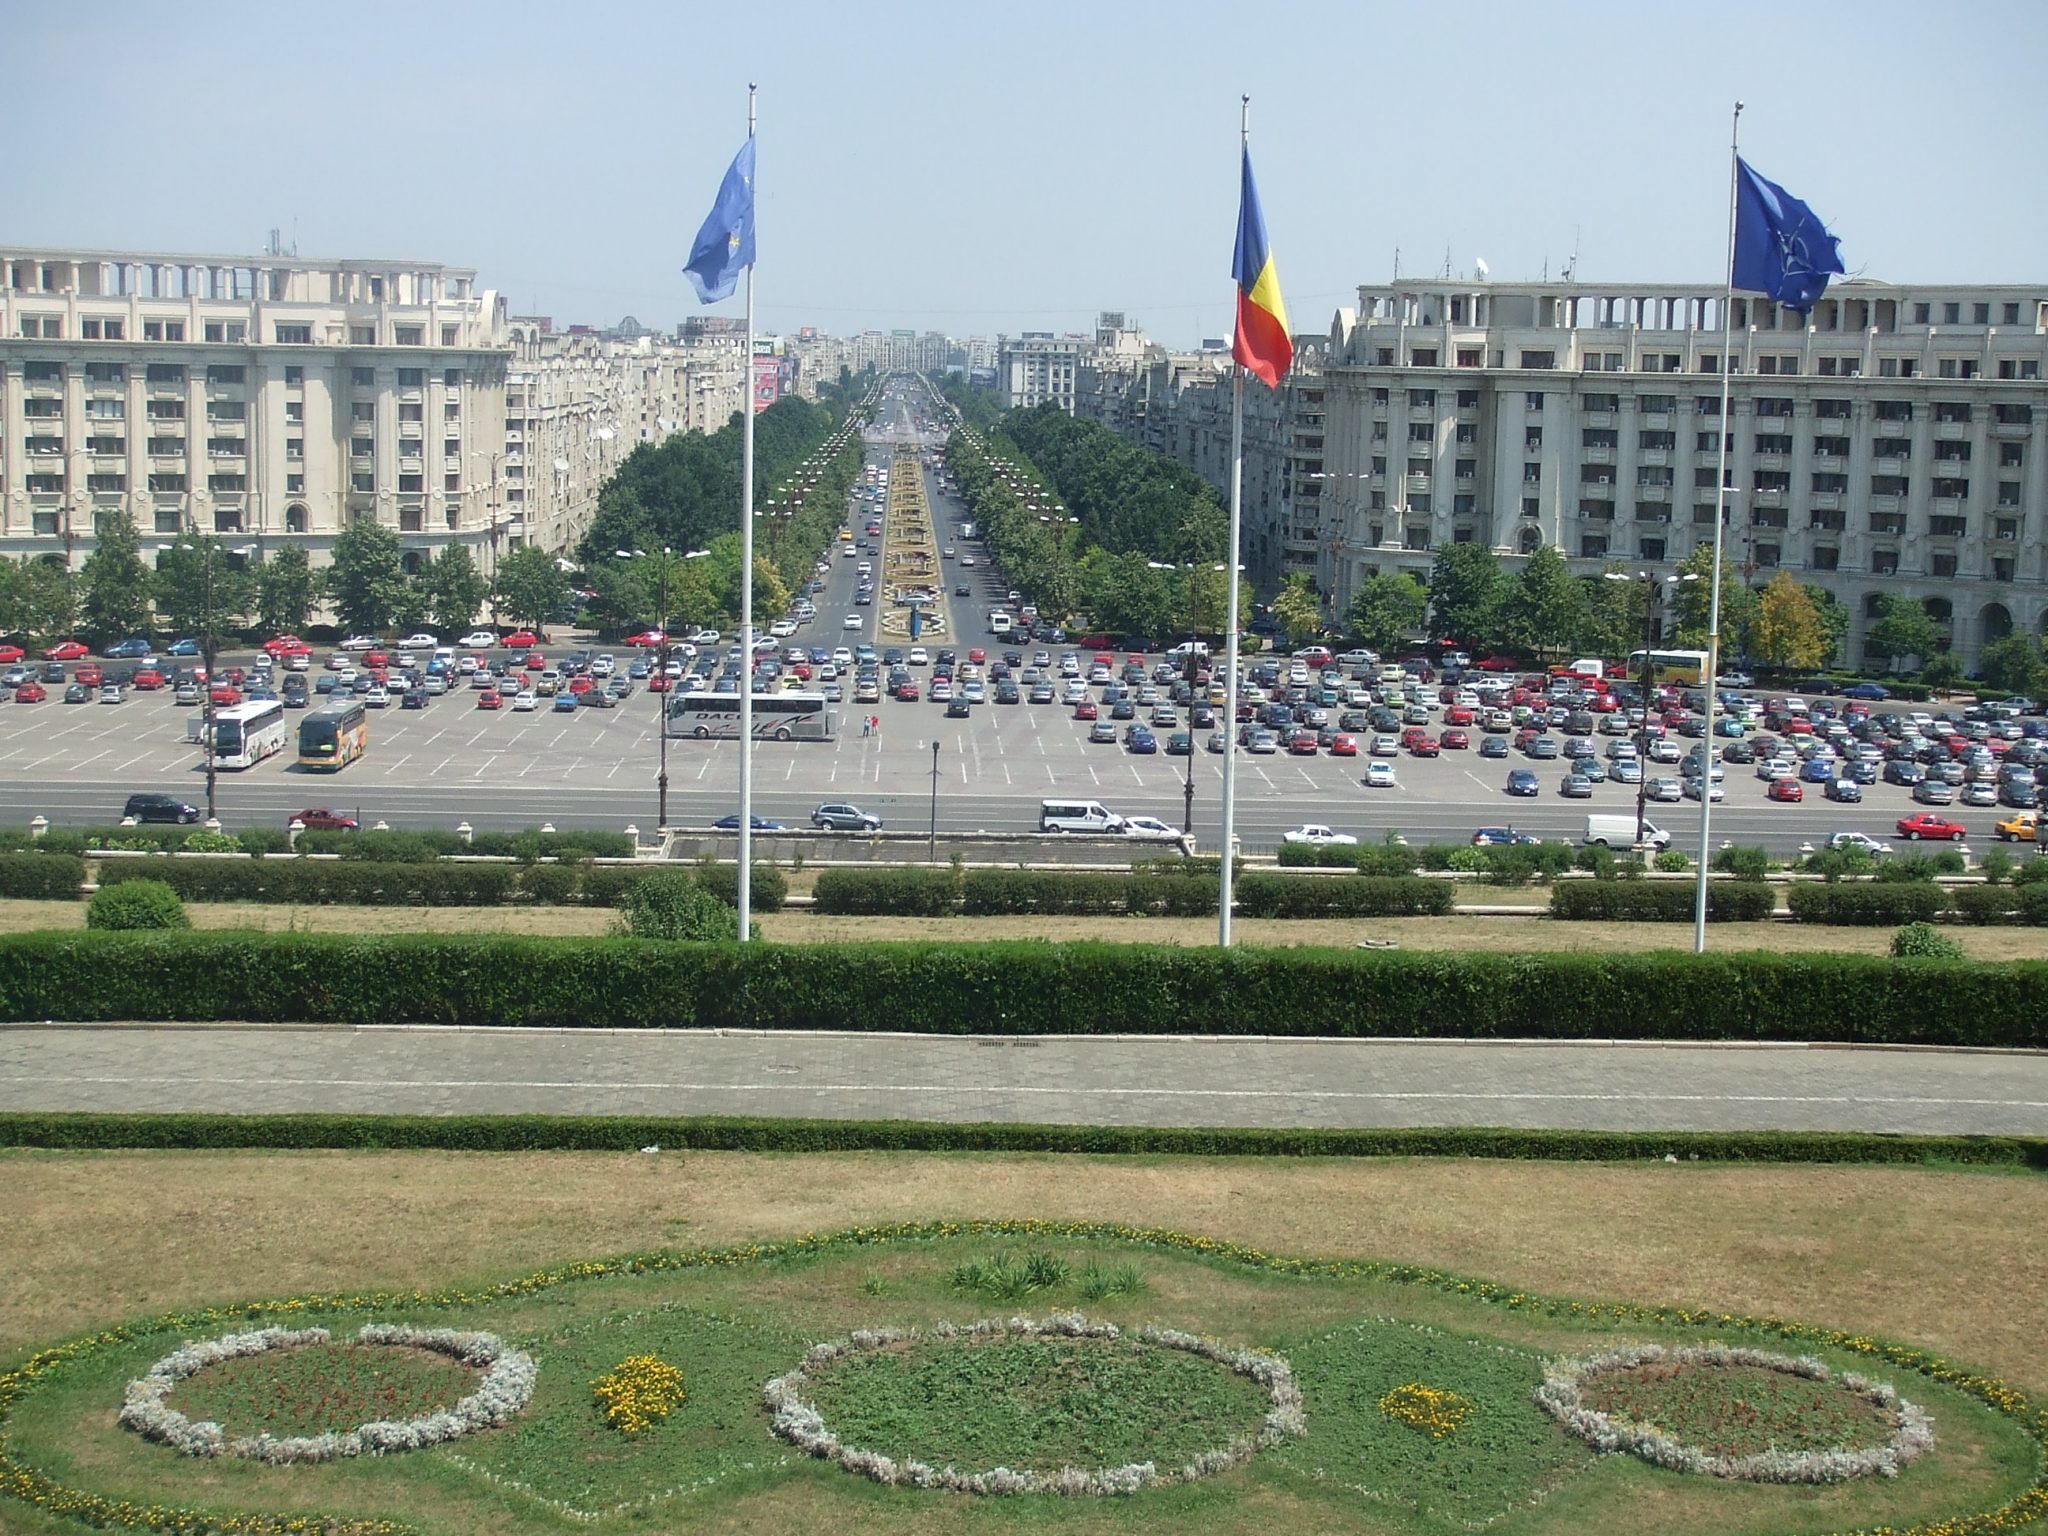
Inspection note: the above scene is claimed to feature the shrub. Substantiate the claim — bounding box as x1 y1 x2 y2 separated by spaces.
1234 874 1452 919
94 858 517 907
1980 848 2016 885
1874 851 1965 882
1481 842 1575 886
2015 858 2048 888
1803 849 1873 883
1952 885 2048 925
1785 883 1952 926
520 865 579 905
1711 844 1773 881
0 852 86 901
812 867 959 916
1891 921 1965 959
86 879 188 931
617 871 744 941
959 869 1198 916
1550 880 1775 923
1652 849 1691 874
237 826 291 858
179 829 242 854
692 861 787 913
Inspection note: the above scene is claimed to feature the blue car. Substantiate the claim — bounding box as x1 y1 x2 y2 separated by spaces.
552 691 579 713
1801 757 1837 783
1126 728 1158 754
1472 826 1542 846
105 637 155 660
712 814 785 831
1506 768 1540 796
1842 682 1891 701
166 638 202 657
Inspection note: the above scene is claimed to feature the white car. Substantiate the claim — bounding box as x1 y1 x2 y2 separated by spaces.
339 634 380 651
362 685 390 708
400 632 439 649
1282 823 1358 847
843 614 862 630
1120 815 1186 844
908 647 928 666
512 691 538 711
1365 762 1398 788
459 630 496 649
1828 831 1893 858
590 654 616 677
770 619 798 638
832 647 853 667
691 629 721 646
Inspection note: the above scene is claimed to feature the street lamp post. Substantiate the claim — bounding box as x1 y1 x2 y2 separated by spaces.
620 546 708 831
161 536 255 825
928 740 941 862
1604 569 1696 852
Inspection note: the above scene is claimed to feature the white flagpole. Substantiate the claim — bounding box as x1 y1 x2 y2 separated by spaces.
1218 96 1249 948
1694 99 1742 953
737 83 758 940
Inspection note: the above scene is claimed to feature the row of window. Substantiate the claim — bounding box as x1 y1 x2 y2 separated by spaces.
1380 342 2043 379
1371 386 2038 424
14 315 468 346
6 361 469 390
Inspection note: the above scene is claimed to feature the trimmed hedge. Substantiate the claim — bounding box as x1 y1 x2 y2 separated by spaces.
1953 885 2048 925
960 869 1219 916
1550 880 1777 923
2 1111 2041 1168
1785 883 1953 926
96 858 518 907
295 827 635 862
0 852 86 901
1234 874 1451 919
1 933 2040 1047
813 866 960 916
1275 842 1424 875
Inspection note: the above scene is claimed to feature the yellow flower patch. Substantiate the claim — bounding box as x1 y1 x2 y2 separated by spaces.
1379 1381 1475 1439
591 1354 687 1436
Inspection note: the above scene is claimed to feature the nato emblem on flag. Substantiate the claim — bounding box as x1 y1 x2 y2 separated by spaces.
683 136 756 305
1732 157 1844 313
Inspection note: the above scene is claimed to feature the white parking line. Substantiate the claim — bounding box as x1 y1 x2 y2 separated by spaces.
434 757 452 775
472 753 501 779
384 754 411 777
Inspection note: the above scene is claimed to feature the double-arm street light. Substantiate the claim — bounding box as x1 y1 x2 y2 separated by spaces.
158 536 256 825
1149 559 1229 835
618 546 709 830
1604 569 1697 851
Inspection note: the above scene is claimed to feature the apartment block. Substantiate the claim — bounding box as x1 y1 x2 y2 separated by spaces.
1317 278 2048 664
999 333 1082 413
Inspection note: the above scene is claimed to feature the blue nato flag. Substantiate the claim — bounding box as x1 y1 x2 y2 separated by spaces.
1731 157 1844 314
683 137 756 305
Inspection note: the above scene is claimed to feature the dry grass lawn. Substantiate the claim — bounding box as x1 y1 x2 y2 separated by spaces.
4 896 2048 957
3 1150 2043 1404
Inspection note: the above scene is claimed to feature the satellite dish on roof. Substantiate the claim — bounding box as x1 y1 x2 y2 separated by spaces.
1475 257 1490 279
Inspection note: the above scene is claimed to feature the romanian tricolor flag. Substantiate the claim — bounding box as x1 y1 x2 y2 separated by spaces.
1231 146 1292 388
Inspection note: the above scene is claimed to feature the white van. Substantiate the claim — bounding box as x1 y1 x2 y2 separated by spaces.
989 611 1013 636
1039 799 1123 834
1584 814 1672 851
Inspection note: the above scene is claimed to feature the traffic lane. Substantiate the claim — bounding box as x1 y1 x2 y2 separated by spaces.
5 1026 2043 1134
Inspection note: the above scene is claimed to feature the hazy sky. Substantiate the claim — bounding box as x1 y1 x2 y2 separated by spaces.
11 0 2046 348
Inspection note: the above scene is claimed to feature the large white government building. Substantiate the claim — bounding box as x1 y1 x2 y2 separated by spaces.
1316 278 2048 664
0 246 751 578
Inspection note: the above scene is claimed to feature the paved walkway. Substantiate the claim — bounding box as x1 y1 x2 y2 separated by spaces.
3 1026 2045 1134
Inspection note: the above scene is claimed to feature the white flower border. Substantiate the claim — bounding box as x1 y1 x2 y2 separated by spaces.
1535 1343 1934 1483
118 1323 537 1464
763 1310 1305 1496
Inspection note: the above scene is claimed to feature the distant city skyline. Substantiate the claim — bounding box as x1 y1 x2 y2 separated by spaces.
10 0 2047 348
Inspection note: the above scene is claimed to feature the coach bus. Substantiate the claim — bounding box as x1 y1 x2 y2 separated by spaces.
198 700 292 769
297 699 369 771
1625 648 1712 686
665 690 837 742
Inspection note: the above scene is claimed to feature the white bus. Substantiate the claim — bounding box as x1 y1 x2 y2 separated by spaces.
666 690 838 742
1624 648 1712 685
190 700 291 769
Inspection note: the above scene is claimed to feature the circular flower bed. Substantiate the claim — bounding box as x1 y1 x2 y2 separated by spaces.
118 1324 536 1464
1535 1344 1934 1483
763 1311 1305 1495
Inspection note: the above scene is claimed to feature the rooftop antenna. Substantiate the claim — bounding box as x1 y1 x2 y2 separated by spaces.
1441 245 1452 279
1392 245 1401 280
1561 226 1581 282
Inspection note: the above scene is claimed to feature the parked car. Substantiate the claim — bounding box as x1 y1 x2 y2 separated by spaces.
811 802 882 831
41 640 90 661
1282 823 1357 847
1365 761 1398 789
124 793 200 825
1505 768 1540 796
1766 778 1805 802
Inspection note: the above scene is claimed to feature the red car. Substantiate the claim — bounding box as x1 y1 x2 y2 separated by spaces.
1442 728 1471 750
13 681 47 703
1407 734 1442 757
263 634 311 657
1328 733 1359 757
1074 699 1099 720
1444 706 1475 726
292 809 359 832
1896 812 1967 842
209 685 243 707
567 675 595 695
502 630 539 649
967 648 986 664
476 690 502 710
74 664 104 687
42 640 89 662
649 674 673 693
1288 731 1318 755
1766 778 1804 802
0 645 23 665
523 651 547 670
364 650 389 669
625 629 666 648
895 680 920 701
133 668 166 690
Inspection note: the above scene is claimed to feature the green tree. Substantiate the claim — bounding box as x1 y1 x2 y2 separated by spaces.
1500 545 1588 659
78 512 153 642
1343 570 1428 655
493 544 571 634
1976 631 2047 696
1426 543 1505 643
1271 573 1324 647
750 555 790 621
1864 593 1945 673
390 572 433 637
1921 649 1963 694
151 534 254 647
423 545 489 636
1671 543 1757 657
1579 562 1649 659
14 558 77 647
325 519 406 637
1749 571 1829 671
1803 583 1850 669
255 544 316 635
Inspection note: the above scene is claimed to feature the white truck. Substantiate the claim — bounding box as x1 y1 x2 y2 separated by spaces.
1584 813 1672 851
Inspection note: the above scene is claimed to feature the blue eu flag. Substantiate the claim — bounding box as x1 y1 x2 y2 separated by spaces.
683 137 755 305
1732 158 1844 313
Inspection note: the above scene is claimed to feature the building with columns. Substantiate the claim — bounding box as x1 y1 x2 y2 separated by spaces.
1318 278 2047 664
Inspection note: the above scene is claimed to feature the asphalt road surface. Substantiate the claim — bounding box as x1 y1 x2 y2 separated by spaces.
4 1025 2043 1134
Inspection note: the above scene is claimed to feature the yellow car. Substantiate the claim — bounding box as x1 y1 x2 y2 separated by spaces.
1994 810 2039 842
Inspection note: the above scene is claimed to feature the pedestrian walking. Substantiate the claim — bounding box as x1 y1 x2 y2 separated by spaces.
861 715 871 738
